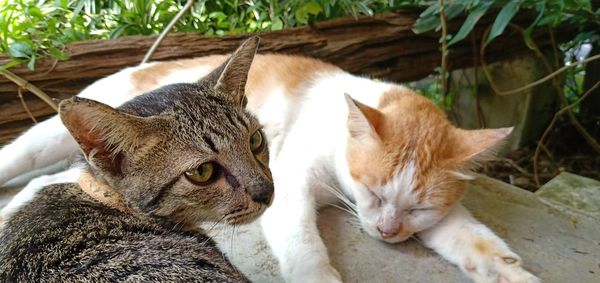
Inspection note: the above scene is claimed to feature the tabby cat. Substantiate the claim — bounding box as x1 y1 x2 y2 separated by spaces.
0 37 274 282
0 39 538 282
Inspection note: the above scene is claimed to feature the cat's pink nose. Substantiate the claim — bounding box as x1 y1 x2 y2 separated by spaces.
377 226 398 238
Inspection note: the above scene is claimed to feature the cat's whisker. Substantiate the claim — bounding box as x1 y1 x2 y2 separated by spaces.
409 235 424 245
319 182 358 215
203 215 228 240
329 203 359 218
346 214 363 228
228 224 237 258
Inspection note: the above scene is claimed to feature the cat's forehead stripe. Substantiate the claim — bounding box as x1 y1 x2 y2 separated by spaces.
234 113 249 129
202 135 218 153
142 176 180 213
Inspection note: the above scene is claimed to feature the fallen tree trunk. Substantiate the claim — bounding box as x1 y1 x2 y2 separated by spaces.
0 9 571 144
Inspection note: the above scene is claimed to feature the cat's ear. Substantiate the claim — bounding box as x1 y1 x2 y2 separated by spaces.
204 36 259 106
450 127 513 163
59 97 153 175
344 94 383 145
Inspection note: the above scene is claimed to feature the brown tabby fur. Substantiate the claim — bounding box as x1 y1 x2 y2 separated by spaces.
0 37 273 282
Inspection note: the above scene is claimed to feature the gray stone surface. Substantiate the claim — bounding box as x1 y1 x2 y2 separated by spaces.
208 175 600 282
536 172 600 218
1 175 599 282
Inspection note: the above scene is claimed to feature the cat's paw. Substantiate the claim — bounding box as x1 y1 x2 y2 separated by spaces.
463 253 540 283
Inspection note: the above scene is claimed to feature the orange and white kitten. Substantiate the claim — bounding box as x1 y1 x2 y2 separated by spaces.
0 50 538 282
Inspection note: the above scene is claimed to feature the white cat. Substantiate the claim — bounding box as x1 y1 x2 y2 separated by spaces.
0 51 539 283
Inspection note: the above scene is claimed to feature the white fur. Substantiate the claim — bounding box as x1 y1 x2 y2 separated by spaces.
351 161 432 243
0 59 538 283
0 116 77 186
419 205 540 283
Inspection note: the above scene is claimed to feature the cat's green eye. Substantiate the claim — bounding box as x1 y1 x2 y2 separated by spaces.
250 130 265 153
185 162 218 185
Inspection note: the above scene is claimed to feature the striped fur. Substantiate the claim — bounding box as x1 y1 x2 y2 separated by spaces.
0 37 273 282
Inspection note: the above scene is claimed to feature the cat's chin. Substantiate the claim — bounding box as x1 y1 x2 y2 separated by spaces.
224 206 268 225
380 235 411 244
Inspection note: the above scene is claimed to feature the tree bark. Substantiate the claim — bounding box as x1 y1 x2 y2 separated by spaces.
0 9 573 145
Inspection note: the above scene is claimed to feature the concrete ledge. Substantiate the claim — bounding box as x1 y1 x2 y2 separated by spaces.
536 172 600 218
211 175 600 282
1 175 598 282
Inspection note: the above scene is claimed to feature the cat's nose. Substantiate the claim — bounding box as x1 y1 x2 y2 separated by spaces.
249 181 274 205
377 225 399 238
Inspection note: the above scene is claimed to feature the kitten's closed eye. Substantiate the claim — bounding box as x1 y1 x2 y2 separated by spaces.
185 162 220 185
407 207 432 214
366 188 382 207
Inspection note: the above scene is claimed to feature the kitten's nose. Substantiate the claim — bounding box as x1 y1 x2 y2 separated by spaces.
249 181 274 205
377 225 399 238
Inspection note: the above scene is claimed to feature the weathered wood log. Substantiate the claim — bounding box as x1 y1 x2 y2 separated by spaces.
0 9 571 145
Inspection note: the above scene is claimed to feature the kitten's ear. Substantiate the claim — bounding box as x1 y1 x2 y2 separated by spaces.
451 127 513 163
344 94 383 144
59 97 152 175
204 36 259 106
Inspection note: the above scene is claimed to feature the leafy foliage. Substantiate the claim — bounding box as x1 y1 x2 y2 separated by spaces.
2 0 600 72
0 0 402 70
413 0 600 47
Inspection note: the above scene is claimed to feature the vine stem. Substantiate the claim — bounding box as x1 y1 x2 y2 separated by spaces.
439 0 449 104
0 69 58 111
480 25 600 156
480 25 600 96
17 88 37 123
141 0 195 64
532 80 600 185
492 53 600 96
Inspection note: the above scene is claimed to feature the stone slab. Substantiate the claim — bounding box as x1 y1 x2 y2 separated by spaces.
536 172 600 218
1 175 599 282
209 175 600 283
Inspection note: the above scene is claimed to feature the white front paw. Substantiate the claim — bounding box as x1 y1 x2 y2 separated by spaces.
464 253 540 283
284 261 342 283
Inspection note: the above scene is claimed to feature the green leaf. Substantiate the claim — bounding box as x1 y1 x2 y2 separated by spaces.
303 2 323 15
26 6 43 19
0 60 25 71
271 18 283 30
412 15 440 34
48 48 70 60
445 4 465 20
209 11 227 21
486 1 520 45
9 42 33 58
448 2 493 46
420 4 441 18
27 54 36 70
522 27 536 50
295 2 322 25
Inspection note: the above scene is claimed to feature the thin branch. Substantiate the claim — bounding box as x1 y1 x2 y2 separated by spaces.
141 0 195 64
471 32 485 128
481 34 600 96
499 158 533 177
539 143 555 163
533 80 600 186
534 27 600 155
0 69 58 111
17 88 37 123
480 24 600 155
439 0 449 104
